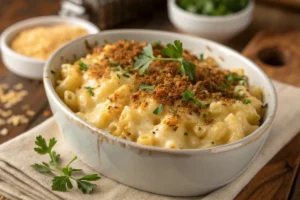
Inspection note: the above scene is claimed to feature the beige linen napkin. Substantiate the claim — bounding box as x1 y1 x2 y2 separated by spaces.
0 81 300 200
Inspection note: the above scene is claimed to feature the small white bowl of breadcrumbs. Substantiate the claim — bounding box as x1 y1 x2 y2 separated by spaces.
0 16 99 80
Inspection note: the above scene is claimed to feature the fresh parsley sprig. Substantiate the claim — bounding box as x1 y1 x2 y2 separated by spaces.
31 136 101 194
79 60 89 71
199 53 204 61
153 104 164 115
109 62 119 66
243 99 251 104
111 65 122 72
84 86 95 96
139 84 155 93
134 40 197 81
181 89 202 107
226 74 244 82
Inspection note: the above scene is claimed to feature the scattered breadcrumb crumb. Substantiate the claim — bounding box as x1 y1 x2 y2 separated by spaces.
26 110 35 117
0 128 8 136
0 82 31 129
14 83 24 90
6 115 29 126
43 110 51 117
1 90 28 108
21 104 30 111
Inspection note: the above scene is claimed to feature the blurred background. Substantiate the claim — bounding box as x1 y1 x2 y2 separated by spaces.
1 0 300 51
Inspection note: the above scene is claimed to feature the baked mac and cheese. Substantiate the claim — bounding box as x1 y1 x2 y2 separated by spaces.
55 40 265 149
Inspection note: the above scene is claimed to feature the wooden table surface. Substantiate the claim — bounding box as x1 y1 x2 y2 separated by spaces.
0 1 300 200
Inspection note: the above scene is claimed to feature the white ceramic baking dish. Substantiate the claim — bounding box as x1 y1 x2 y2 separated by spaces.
43 30 277 196
0 16 99 80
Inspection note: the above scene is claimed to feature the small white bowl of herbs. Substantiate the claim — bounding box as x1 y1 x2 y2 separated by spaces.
168 0 254 42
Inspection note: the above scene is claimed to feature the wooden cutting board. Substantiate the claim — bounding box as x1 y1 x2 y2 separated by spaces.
239 30 300 200
243 30 300 87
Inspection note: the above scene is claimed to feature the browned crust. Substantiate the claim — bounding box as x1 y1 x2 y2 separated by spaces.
82 40 247 112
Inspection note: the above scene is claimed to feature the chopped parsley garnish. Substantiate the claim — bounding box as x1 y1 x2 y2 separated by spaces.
109 62 119 66
181 89 202 107
84 86 94 96
122 73 130 78
220 83 228 89
184 132 189 136
152 40 161 47
204 103 210 108
116 74 121 79
211 141 215 145
31 135 100 194
243 99 251 104
199 53 204 61
125 66 133 73
78 60 88 71
153 104 164 115
234 95 242 100
134 40 197 81
236 89 242 93
139 84 155 92
111 66 122 71
226 74 244 82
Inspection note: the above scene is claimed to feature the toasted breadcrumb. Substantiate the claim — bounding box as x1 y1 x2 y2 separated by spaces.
6 115 29 126
43 110 51 117
0 83 31 128
14 83 24 90
90 40 244 110
0 109 12 118
11 25 88 60
1 90 28 108
26 110 35 117
21 104 30 110
0 128 8 136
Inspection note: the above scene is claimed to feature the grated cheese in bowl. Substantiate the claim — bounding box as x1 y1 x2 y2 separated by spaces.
10 24 87 60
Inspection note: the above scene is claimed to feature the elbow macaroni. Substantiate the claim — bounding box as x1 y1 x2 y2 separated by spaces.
55 42 265 149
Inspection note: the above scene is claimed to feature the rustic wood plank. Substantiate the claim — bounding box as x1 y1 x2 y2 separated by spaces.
291 168 300 200
28 105 52 129
259 0 300 10
236 136 300 200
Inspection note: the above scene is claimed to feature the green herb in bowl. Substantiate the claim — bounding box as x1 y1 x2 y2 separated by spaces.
176 0 249 16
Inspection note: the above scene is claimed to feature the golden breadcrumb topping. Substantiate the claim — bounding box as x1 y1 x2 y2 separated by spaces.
82 40 247 113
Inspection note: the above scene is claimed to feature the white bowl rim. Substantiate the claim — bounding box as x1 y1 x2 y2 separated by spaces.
169 0 254 22
44 29 277 155
0 15 100 64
